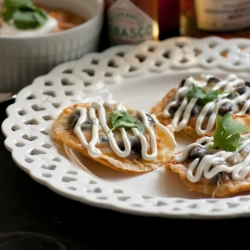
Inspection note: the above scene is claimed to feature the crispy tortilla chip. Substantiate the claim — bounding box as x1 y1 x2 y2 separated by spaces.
166 134 250 197
151 75 250 141
52 103 176 173
166 158 250 198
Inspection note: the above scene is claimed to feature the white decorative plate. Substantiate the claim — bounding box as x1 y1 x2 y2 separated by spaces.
3 36 250 219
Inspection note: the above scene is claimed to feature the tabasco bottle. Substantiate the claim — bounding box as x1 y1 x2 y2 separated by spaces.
106 0 159 45
180 0 250 38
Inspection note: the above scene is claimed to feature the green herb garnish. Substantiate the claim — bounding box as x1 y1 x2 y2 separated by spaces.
109 110 145 132
211 113 247 152
1 0 48 30
187 86 220 105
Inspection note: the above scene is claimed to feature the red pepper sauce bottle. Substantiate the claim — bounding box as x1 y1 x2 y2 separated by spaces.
106 0 159 45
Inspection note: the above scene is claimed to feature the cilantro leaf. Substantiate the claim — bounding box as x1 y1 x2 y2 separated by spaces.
3 0 31 8
201 89 221 105
2 7 16 21
187 86 206 100
211 113 247 152
109 110 145 133
222 112 247 135
219 133 242 152
187 86 220 105
1 0 48 29
211 114 223 149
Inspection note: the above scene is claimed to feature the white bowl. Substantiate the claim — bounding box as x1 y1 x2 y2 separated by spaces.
0 0 104 93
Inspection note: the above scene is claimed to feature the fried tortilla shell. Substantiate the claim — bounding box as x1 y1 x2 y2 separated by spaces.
166 133 250 197
52 103 176 173
151 75 250 141
166 158 250 198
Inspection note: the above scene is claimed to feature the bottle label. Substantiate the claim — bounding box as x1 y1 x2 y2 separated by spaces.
194 0 250 31
107 0 156 45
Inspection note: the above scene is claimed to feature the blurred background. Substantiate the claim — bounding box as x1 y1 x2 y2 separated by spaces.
100 0 180 50
101 0 250 51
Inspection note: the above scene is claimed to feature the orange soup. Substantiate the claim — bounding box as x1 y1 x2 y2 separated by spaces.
0 2 85 33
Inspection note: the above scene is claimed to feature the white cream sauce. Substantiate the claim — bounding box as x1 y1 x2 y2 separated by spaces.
175 134 250 182
74 101 177 159
164 74 248 136
0 16 58 37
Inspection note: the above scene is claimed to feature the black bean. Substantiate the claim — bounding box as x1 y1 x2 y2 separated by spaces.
117 140 125 151
209 173 222 186
207 77 220 87
236 86 249 95
218 102 233 116
226 92 238 100
169 103 180 116
130 140 142 160
81 120 93 129
198 155 205 162
245 81 250 87
127 136 142 160
226 153 242 166
189 146 206 159
238 100 246 108
129 136 140 146
117 136 142 160
211 161 226 168
146 114 155 126
205 108 212 117
205 149 220 155
68 109 80 129
68 109 93 129
179 78 186 88
191 104 201 116
100 135 109 144
240 144 250 158
209 172 231 186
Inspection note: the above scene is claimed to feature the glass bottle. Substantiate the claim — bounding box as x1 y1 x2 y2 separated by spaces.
180 0 250 38
106 0 159 45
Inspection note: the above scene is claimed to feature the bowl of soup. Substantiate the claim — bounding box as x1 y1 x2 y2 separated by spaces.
0 0 104 93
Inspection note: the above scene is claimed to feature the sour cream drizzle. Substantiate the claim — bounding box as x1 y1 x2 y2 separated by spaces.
164 74 248 136
175 134 250 182
74 101 176 159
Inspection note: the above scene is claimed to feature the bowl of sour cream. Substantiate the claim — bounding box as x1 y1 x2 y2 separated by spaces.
0 0 104 93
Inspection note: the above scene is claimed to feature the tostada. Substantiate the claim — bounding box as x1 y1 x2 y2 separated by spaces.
151 74 250 140
166 113 250 197
52 101 176 173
